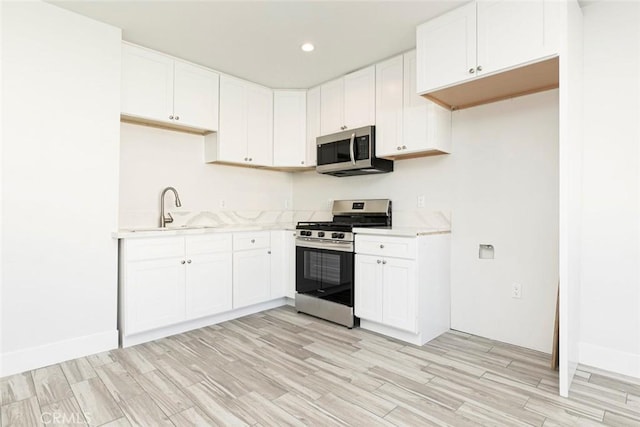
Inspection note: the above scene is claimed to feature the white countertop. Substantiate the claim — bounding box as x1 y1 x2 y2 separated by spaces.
113 223 296 239
352 226 451 237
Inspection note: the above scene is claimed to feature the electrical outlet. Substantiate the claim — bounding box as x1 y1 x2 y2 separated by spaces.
512 283 522 299
417 195 426 208
219 199 226 208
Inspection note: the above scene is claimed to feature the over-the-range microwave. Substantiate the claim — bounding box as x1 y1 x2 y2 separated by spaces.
316 125 393 177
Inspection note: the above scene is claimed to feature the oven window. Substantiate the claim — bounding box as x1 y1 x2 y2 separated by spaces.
321 252 343 286
303 251 323 281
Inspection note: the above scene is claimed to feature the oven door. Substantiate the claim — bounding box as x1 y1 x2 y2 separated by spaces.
295 240 354 306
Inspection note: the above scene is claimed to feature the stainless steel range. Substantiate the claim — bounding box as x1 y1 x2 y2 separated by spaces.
295 199 392 328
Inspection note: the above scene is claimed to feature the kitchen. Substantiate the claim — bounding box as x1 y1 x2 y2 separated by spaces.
2 0 639 426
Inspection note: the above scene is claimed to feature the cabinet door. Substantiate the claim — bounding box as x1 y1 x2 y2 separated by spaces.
273 90 307 167
382 258 416 333
416 2 477 93
125 258 185 334
477 0 549 76
403 50 452 155
233 249 271 309
121 44 174 123
305 86 321 167
354 254 383 323
185 252 232 320
246 83 273 166
219 75 248 163
375 56 404 157
344 66 376 130
173 61 219 131
285 231 297 299
269 230 286 299
320 78 344 135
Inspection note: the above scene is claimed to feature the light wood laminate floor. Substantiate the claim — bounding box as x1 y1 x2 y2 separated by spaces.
1 306 639 426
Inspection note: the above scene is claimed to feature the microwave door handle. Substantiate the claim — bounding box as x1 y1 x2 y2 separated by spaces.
349 133 356 165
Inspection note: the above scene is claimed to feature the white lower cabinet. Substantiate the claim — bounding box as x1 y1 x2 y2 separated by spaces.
354 233 450 345
269 230 297 300
126 257 186 334
121 233 233 339
232 231 272 309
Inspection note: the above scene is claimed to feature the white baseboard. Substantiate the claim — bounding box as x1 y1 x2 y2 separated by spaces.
121 298 288 348
579 342 640 379
1 330 118 378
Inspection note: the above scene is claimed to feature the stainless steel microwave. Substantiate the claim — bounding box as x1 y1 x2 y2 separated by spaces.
316 125 393 177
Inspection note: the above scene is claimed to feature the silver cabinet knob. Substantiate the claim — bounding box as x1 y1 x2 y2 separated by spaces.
251 239 255 243
169 115 174 120
244 157 248 161
476 65 483 72
249 158 252 161
377 259 381 264
402 145 407 149
187 259 191 264
267 250 271 254
382 260 387 265
180 260 186 265
175 116 180 120
468 68 475 74
301 161 304 165
397 146 401 151
380 244 384 249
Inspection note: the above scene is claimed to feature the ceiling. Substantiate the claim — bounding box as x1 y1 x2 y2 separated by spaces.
49 1 466 88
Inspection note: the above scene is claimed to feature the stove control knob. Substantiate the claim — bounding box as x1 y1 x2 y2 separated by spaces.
305 231 312 236
331 232 339 239
318 232 325 237
338 233 345 239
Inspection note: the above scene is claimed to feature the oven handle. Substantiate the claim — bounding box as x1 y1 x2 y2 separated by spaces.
296 238 354 253
349 132 356 165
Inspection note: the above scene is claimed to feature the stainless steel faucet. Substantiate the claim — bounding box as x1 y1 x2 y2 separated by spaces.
160 187 182 227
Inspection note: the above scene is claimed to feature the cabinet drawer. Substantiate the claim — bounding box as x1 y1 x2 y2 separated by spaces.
186 233 232 255
125 237 185 261
355 235 416 259
233 231 270 251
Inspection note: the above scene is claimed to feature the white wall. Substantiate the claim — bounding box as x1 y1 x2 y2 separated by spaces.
579 1 640 378
294 90 559 353
1 2 121 376
119 123 293 228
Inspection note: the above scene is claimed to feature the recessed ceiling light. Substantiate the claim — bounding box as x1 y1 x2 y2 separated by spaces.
301 43 315 52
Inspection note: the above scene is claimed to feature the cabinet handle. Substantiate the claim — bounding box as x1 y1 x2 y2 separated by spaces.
397 146 401 151
244 157 248 161
468 68 475 74
180 260 186 265
187 259 192 264
377 259 381 264
301 161 304 165
169 115 174 120
476 65 483 72
267 250 271 254
175 116 180 121
382 260 387 265
402 145 407 149
380 244 384 249
251 239 255 243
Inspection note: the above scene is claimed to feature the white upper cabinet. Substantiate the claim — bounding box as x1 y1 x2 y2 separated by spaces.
306 86 321 167
121 43 219 133
417 0 560 95
320 78 344 135
343 66 376 130
416 2 477 93
173 61 219 131
375 55 404 156
376 51 452 158
320 66 375 135
273 90 307 168
211 75 273 167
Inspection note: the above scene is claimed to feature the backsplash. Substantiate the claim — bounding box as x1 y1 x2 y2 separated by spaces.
119 209 451 230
